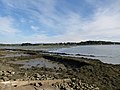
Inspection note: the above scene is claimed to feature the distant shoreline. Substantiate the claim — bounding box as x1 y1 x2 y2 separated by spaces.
0 40 120 46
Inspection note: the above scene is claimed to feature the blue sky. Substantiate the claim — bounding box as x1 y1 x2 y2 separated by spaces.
0 0 120 43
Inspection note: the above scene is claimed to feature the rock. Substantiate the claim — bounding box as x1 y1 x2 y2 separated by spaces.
94 87 99 90
71 78 76 82
42 74 45 77
11 72 15 75
17 79 22 81
1 71 9 76
30 76 35 80
0 79 4 82
50 77 55 80
35 73 41 78
36 78 40 80
78 80 82 86
37 82 42 87
35 83 40 87
2 71 9 76
33 82 42 87
46 77 51 80
24 73 27 77
2 76 9 81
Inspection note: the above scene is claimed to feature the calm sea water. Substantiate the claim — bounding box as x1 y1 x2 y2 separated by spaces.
1 45 120 64
52 45 120 64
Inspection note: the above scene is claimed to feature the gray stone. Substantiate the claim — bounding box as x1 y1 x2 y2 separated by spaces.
2 76 9 81
11 72 15 75
94 87 99 90
35 83 40 87
36 73 41 78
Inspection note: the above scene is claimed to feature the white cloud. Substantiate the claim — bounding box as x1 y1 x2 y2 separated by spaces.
83 0 120 39
0 16 19 34
14 0 120 42
1 0 120 43
31 25 39 31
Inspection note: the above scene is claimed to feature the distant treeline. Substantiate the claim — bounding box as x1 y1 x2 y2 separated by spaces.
77 41 120 45
21 41 120 46
0 41 120 46
0 44 20 46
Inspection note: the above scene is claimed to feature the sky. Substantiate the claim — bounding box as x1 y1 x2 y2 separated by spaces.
0 0 120 43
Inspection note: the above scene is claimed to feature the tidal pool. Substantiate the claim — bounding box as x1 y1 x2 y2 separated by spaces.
10 58 66 69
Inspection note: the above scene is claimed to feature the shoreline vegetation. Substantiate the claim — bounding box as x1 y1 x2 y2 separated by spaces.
0 41 120 46
0 48 120 90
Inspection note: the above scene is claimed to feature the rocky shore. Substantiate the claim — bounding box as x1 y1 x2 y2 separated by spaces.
0 49 120 90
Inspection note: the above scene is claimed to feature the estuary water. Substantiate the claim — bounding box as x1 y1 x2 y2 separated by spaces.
52 45 120 64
